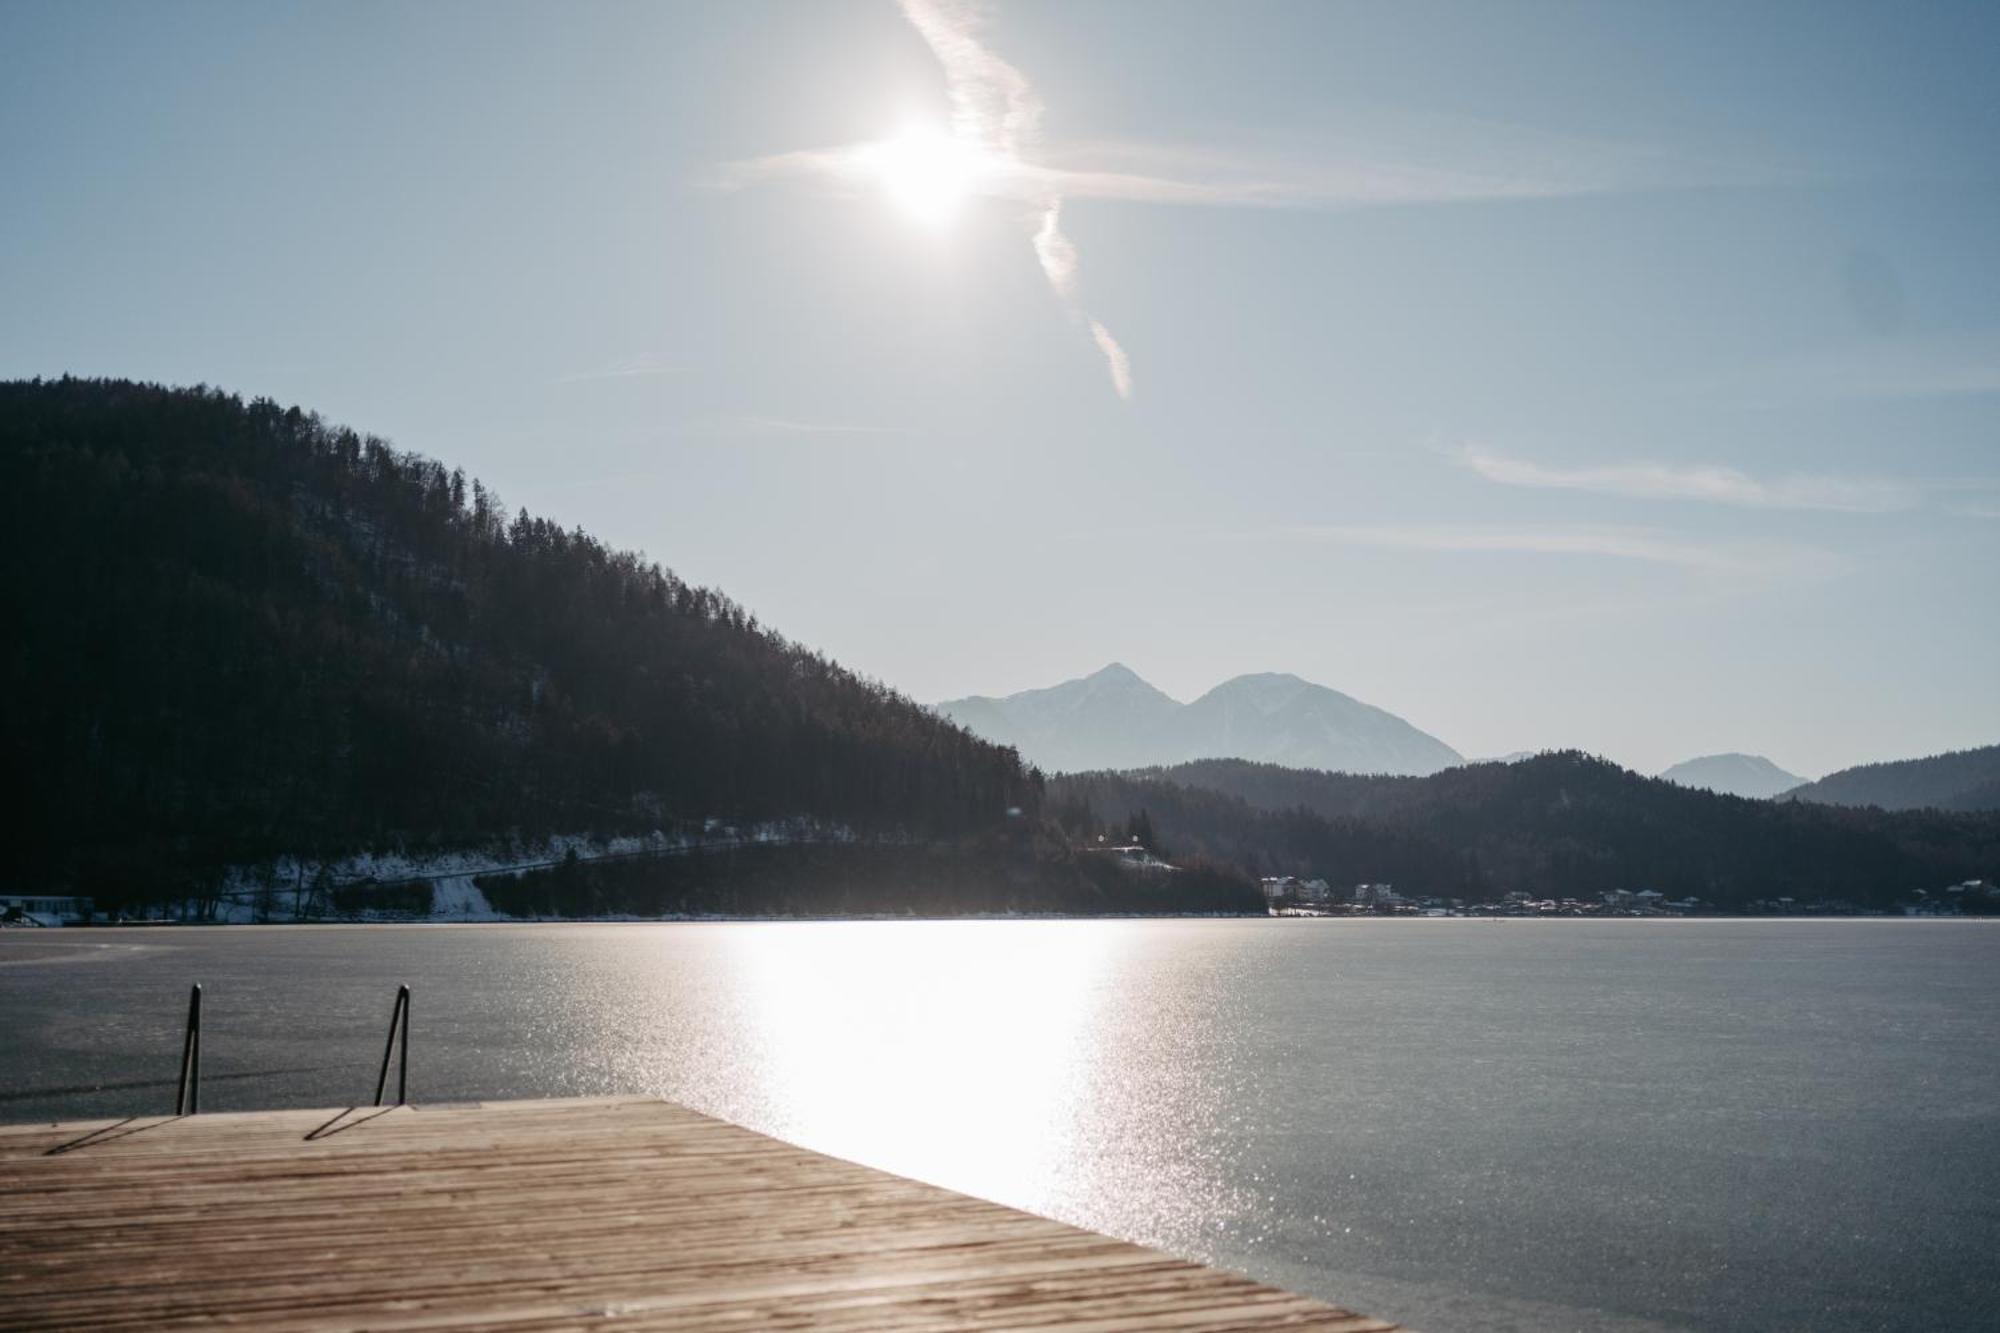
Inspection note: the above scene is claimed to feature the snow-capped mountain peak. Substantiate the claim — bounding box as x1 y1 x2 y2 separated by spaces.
937 666 1461 776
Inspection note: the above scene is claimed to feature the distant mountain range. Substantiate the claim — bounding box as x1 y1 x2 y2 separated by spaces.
1658 753 1806 800
938 664 1464 777
939 663 2000 815
1780 744 2000 812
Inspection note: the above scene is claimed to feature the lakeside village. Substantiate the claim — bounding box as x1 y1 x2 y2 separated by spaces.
1077 842 2000 918
1257 873 2000 917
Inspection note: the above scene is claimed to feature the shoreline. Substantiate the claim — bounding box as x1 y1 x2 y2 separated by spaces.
10 912 1994 930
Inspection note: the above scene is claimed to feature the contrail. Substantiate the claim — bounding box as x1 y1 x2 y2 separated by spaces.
899 0 1131 399
1089 319 1132 401
1032 201 1077 298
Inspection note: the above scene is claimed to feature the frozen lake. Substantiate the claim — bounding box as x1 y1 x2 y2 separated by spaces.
4 918 1996 1331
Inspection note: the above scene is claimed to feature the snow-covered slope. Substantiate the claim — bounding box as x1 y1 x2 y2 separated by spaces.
1657 753 1806 799
139 821 855 923
935 663 1184 773
1173 673 1462 776
937 665 1461 776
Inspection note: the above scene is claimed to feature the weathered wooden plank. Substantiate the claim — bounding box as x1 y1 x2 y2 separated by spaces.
0 1097 1404 1331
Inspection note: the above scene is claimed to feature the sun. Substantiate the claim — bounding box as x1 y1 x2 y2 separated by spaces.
861 128 991 226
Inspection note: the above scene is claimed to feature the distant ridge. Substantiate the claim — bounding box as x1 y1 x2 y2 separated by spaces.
1658 753 1805 800
1780 743 2000 812
938 665 1462 776
1047 753 2000 909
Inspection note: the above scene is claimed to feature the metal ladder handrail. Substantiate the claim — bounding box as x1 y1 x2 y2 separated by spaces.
373 984 410 1107
174 983 201 1115
165 982 413 1113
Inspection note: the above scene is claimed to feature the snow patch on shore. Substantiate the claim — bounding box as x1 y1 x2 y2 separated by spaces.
141 820 859 923
427 874 504 921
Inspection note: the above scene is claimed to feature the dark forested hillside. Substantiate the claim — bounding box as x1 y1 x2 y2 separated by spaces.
1779 744 2000 812
1049 754 2000 908
1115 758 1423 821
1 379 1057 908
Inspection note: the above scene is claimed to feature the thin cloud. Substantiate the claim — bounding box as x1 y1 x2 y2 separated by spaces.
1458 442 1921 513
715 143 1578 213
721 83 1807 213
901 0 1040 156
721 415 914 437
552 354 694 385
1265 522 1841 579
1035 139 1602 211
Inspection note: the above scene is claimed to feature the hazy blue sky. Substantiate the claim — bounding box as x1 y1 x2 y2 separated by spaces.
4 0 1996 776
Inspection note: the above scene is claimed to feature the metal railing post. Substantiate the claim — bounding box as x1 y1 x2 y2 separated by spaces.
175 983 201 1116
373 985 410 1107
398 985 409 1105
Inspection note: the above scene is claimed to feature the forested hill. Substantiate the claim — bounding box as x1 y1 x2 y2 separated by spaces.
1114 758 1424 821
1779 744 2000 812
0 379 1041 902
1049 754 2000 909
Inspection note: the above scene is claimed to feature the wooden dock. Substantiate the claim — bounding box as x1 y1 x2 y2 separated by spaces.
0 1096 1400 1330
